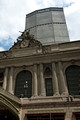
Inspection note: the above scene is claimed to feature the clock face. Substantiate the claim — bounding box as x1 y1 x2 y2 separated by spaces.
21 40 29 48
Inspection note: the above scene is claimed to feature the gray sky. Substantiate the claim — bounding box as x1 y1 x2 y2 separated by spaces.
0 0 80 51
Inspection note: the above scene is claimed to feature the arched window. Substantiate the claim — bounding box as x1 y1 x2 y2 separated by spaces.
44 67 52 76
14 70 32 98
44 67 53 96
65 65 80 96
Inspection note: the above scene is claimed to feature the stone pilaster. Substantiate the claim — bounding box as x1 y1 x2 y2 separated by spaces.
40 64 45 96
58 62 68 95
3 68 8 90
8 67 14 94
65 111 72 120
52 62 60 96
33 64 38 97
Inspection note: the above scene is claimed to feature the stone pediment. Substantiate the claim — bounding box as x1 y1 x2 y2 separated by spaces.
10 30 42 51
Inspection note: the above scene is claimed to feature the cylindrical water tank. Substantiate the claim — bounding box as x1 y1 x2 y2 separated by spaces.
25 7 70 45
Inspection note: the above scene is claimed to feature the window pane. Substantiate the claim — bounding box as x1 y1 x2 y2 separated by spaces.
45 78 53 96
65 65 80 96
15 70 32 98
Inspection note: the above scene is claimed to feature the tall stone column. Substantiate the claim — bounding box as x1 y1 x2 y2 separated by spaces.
3 68 8 90
58 62 68 95
33 64 38 97
52 62 60 96
8 67 14 94
40 64 45 96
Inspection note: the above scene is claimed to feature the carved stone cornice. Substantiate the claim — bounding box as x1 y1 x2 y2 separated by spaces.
21 101 80 109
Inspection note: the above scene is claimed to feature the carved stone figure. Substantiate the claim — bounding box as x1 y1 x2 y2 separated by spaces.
21 40 29 48
18 30 34 40
10 30 42 50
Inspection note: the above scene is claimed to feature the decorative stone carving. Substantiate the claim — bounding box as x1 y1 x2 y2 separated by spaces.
10 30 42 50
42 46 51 54
0 51 12 59
18 29 34 40
21 40 29 48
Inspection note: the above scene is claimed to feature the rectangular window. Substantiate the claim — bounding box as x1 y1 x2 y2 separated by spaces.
45 78 53 96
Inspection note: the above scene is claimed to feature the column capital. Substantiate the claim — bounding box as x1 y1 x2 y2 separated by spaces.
33 64 37 71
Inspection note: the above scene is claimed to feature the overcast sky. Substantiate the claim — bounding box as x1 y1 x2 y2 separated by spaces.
0 0 80 51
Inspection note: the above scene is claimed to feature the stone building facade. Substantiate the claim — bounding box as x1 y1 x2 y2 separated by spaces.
0 7 80 120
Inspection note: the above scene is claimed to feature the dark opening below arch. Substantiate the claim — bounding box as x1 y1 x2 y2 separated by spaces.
0 106 19 120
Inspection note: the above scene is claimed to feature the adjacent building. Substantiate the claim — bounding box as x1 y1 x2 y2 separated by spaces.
0 7 80 120
25 7 70 45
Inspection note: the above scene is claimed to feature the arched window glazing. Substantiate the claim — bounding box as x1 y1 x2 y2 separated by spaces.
65 65 80 96
15 70 32 98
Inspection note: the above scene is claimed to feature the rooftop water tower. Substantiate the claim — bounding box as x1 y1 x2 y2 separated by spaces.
25 7 70 45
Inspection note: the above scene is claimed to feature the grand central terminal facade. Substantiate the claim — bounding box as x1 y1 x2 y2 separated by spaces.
0 7 80 120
